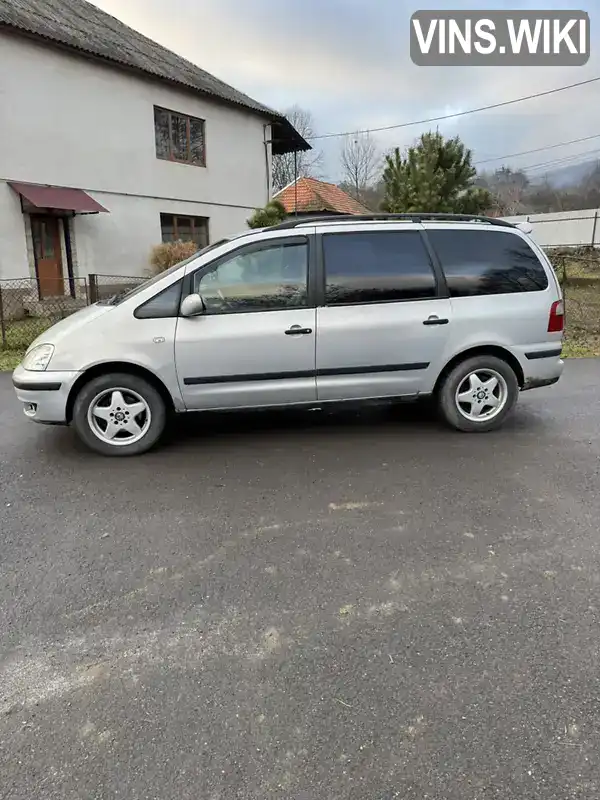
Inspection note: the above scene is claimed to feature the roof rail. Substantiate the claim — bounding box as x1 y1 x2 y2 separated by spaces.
267 213 517 230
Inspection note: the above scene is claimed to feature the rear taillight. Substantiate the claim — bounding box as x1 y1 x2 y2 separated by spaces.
548 300 564 333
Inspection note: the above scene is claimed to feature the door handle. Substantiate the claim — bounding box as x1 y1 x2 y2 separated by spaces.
423 316 449 326
285 325 313 335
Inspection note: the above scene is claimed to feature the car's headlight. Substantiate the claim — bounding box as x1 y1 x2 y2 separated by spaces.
22 344 55 371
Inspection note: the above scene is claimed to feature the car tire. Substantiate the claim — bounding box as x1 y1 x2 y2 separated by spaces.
72 372 167 456
438 355 519 433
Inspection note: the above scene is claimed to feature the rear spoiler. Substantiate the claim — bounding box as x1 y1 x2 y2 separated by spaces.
515 221 533 235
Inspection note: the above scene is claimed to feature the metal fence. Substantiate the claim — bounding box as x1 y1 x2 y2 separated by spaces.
0 277 89 350
88 273 147 303
0 273 145 350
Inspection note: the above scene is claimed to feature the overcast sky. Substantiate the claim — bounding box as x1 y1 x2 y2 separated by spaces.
91 0 599 182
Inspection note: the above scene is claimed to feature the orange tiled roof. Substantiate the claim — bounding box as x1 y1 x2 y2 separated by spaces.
274 177 370 215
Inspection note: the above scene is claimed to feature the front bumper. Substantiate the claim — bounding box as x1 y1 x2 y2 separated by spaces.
12 363 80 424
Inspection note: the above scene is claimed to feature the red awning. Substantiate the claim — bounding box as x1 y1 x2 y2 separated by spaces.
8 182 108 213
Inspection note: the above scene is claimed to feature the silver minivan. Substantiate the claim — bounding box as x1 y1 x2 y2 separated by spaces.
12 213 564 456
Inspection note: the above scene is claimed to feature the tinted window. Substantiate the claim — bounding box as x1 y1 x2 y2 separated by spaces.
428 230 549 297
134 279 183 318
193 240 308 313
323 231 436 305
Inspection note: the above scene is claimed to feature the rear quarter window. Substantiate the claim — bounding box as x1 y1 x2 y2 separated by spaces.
427 229 549 297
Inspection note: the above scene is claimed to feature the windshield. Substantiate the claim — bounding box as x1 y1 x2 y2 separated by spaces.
100 239 230 306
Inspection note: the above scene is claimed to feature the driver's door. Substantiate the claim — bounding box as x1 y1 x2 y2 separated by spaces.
175 235 317 410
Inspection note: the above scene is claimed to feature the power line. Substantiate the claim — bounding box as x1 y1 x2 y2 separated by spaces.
475 133 600 166
520 148 600 174
524 148 600 171
308 75 600 141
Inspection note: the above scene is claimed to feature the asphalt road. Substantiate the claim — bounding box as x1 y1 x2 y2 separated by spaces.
1 360 600 800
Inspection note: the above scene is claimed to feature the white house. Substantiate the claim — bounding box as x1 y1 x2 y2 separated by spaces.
0 0 307 299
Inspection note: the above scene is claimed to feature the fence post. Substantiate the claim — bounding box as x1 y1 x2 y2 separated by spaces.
0 283 6 348
88 274 98 304
592 211 598 247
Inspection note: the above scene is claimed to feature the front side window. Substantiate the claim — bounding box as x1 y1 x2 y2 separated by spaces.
134 279 183 319
193 240 308 313
322 231 437 305
427 229 549 296
154 106 206 166
160 214 209 248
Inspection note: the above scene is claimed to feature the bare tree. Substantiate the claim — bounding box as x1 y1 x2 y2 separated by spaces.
271 106 323 192
339 132 380 204
479 166 530 215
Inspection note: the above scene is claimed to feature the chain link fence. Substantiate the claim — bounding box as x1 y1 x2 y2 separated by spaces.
88 273 147 303
0 273 146 353
0 277 89 351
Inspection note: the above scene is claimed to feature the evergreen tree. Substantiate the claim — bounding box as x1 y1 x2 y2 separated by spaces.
381 132 491 214
247 200 288 229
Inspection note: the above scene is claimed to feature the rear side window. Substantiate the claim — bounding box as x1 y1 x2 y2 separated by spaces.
322 231 437 305
427 229 549 297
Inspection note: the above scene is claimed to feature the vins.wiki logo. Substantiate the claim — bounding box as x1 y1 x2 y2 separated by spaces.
410 10 590 66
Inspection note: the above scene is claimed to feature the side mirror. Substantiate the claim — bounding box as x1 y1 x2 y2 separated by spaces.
180 293 205 317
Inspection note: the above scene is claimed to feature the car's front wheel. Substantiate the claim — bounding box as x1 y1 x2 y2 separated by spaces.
72 373 167 456
438 355 519 433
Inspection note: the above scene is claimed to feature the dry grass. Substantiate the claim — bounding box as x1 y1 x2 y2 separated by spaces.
2 317 54 349
0 318 55 371
0 348 24 372
545 249 600 356
547 248 600 282
562 282 600 357
562 337 600 358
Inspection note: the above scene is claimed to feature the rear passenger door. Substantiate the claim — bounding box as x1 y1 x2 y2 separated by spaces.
315 226 452 401
424 226 554 354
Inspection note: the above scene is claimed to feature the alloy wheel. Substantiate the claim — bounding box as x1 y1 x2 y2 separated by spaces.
87 387 152 446
454 369 508 423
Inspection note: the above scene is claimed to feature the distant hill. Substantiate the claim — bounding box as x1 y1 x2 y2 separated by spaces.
539 158 600 189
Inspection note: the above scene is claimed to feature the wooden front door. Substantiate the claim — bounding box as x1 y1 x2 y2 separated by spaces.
31 216 64 297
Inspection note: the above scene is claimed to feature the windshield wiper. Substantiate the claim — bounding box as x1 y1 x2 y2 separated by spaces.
107 289 131 305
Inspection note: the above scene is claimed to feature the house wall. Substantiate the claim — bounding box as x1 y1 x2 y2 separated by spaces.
0 31 271 279
0 185 30 280
71 194 252 277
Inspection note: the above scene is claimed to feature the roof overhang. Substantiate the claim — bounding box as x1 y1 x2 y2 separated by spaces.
8 181 108 214
269 118 312 156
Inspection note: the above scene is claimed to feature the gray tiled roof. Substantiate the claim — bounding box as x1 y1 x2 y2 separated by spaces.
0 0 308 153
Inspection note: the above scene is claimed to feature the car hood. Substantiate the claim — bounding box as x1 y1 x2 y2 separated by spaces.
26 303 115 351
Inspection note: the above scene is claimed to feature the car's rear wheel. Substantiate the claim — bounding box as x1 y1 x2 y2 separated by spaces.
438 355 519 432
72 373 166 456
